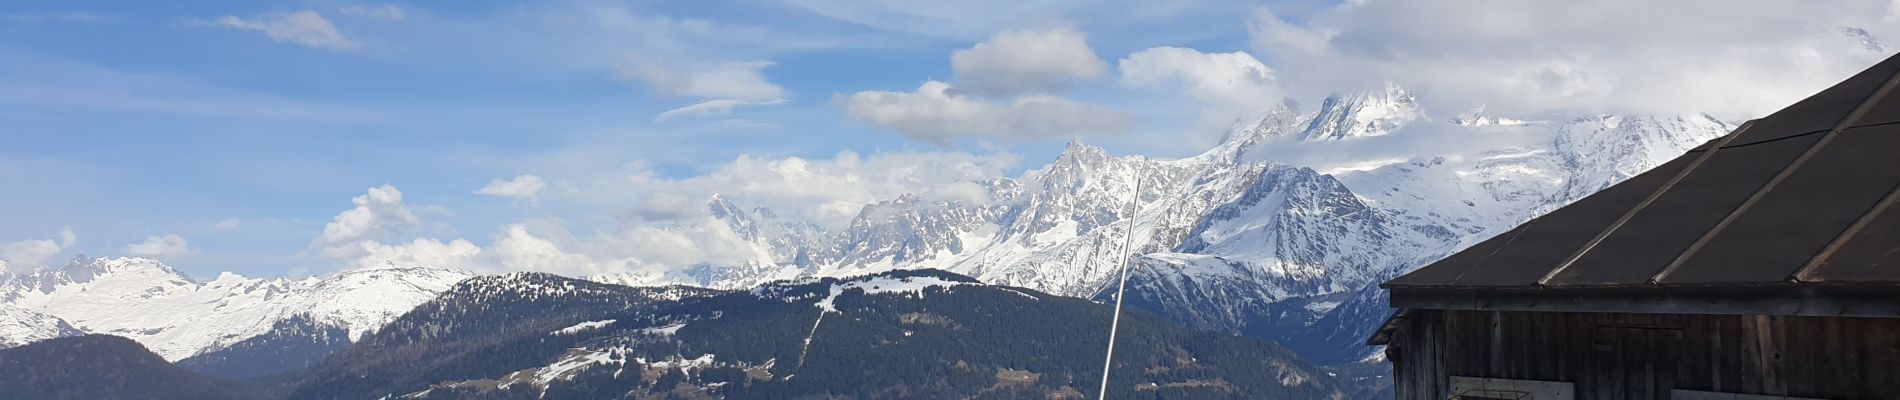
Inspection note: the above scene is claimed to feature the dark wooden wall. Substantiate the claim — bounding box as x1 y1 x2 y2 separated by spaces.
1386 309 1900 400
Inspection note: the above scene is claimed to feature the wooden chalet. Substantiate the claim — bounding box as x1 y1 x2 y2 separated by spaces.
1371 52 1900 400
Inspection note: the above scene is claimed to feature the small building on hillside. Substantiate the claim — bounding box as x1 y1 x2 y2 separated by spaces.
1370 52 1900 400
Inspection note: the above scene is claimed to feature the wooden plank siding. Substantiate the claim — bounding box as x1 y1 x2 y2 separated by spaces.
1387 310 1900 400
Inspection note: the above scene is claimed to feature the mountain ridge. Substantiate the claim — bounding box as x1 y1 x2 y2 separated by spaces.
0 83 1733 395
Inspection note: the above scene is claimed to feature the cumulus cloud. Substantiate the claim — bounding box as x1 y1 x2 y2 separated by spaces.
491 224 611 276
841 26 1131 143
309 149 1015 274
311 184 419 259
0 240 60 272
1248 1 1900 118
125 234 193 259
1119 46 1282 121
339 220 767 277
839 80 1132 143
475 175 546 202
560 150 1017 229
592 222 766 268
951 27 1107 95
0 227 74 271
350 237 484 270
316 148 1021 275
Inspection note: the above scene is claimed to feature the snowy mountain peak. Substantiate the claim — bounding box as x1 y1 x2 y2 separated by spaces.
1449 105 1529 127
0 259 473 361
1054 140 1112 166
707 193 741 218
1300 81 1422 141
708 193 758 236
52 255 187 285
1206 99 1305 161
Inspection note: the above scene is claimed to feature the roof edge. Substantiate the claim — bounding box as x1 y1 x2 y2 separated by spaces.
1388 284 1900 317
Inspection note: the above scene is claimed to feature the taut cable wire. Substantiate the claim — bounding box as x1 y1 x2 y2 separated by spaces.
1096 172 1143 400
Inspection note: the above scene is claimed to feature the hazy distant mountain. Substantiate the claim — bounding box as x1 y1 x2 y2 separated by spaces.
175 314 353 380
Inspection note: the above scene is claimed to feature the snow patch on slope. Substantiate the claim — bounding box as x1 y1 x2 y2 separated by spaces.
552 319 616 335
812 275 971 313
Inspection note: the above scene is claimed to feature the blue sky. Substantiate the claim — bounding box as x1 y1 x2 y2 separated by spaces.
2 0 1894 278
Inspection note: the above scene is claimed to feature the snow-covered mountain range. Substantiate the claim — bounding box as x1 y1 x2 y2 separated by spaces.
0 255 470 360
649 83 1728 360
0 83 1731 372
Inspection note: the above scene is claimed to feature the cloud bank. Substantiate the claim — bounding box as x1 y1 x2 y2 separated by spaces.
1249 1 1899 119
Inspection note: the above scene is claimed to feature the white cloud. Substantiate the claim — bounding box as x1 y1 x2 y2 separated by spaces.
350 238 484 270
839 80 1132 143
0 240 60 272
335 220 763 277
475 175 547 202
1119 46 1281 119
478 219 774 277
202 10 361 51
309 147 1020 275
1248 1 1900 118
313 145 1016 275
655 99 789 122
618 56 791 121
213 218 243 231
311 184 419 259
0 227 74 271
839 25 1132 143
339 5 407 21
125 234 193 259
1246 6 1330 57
619 57 787 102
492 224 612 276
951 27 1107 95
594 222 764 269
558 150 1018 229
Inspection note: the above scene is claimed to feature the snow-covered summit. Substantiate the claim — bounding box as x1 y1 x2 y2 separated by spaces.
1298 81 1422 141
